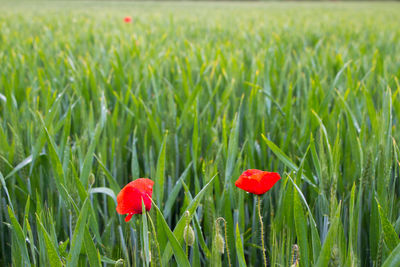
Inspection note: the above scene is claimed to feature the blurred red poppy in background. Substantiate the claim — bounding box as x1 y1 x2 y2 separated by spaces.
235 169 281 195
116 178 154 222
124 16 132 23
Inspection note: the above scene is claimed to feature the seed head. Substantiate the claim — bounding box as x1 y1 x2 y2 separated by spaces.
184 225 195 246
88 173 95 187
115 259 124 266
215 232 225 254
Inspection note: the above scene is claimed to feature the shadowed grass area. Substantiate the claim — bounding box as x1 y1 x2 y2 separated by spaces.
1 2 400 266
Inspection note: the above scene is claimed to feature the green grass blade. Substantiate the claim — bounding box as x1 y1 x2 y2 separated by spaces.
293 184 309 267
382 242 400 267
155 131 168 205
7 206 30 265
142 201 150 267
261 134 316 187
162 174 216 265
0 171 13 211
225 113 239 185
151 200 191 267
84 227 101 267
235 223 247 267
377 199 400 252
66 199 90 267
315 202 341 267
163 162 192 218
36 214 63 267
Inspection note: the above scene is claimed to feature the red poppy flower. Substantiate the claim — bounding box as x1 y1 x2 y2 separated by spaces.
235 169 281 195
116 178 154 222
124 16 132 23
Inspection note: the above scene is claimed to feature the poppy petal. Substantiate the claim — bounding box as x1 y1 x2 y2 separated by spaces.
235 170 281 195
130 178 154 196
125 213 133 222
116 178 154 217
258 172 281 194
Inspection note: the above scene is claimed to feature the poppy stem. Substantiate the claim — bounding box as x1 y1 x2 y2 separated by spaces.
216 217 232 267
258 195 267 267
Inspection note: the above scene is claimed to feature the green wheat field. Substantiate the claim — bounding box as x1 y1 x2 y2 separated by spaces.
1 1 400 266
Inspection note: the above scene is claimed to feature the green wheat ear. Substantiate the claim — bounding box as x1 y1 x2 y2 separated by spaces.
329 245 340 267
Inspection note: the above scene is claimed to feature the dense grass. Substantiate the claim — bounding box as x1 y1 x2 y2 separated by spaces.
1 2 400 266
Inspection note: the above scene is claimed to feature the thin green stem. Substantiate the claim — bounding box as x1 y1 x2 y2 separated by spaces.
216 217 232 267
258 195 267 267
147 213 162 267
